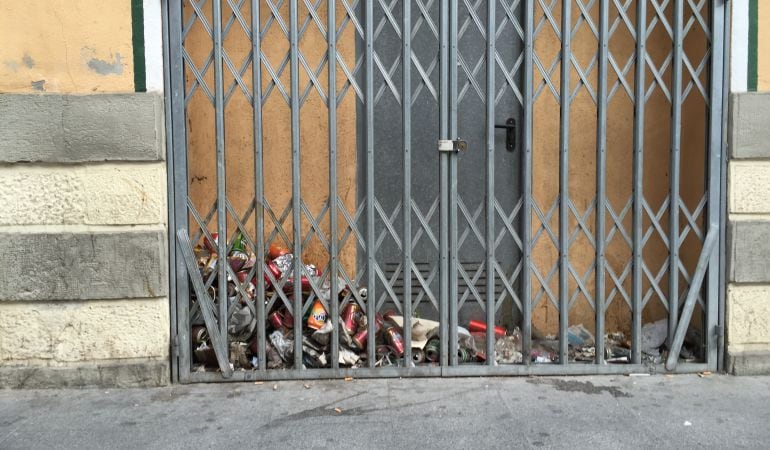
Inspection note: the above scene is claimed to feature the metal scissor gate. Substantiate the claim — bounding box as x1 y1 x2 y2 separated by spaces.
164 0 728 382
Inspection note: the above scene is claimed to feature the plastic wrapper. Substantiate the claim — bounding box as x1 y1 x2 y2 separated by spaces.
269 330 294 363
311 320 334 347
228 302 257 342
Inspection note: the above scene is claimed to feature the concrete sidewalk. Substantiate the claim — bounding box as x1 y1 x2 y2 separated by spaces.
1 375 768 449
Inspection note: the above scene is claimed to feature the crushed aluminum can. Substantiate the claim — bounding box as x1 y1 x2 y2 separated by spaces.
376 345 392 358
468 319 507 338
268 243 290 260
351 314 383 350
194 342 218 366
311 320 334 347
228 251 249 272
282 310 295 329
248 338 259 356
272 254 294 275
457 347 474 363
424 338 440 362
412 348 426 364
203 233 219 254
341 303 363 336
305 300 328 330
383 324 405 356
268 311 285 330
191 325 209 346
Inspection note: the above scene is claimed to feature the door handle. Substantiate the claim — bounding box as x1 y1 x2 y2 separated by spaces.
494 118 516 151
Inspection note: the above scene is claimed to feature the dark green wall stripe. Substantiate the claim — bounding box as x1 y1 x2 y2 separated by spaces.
748 0 758 92
131 0 147 93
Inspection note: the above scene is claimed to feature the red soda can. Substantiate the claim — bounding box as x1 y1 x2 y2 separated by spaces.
268 311 284 329
341 303 362 335
383 325 405 356
351 314 383 349
281 310 294 329
468 319 507 337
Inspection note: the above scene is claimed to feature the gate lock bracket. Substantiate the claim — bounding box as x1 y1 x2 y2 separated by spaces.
438 139 468 153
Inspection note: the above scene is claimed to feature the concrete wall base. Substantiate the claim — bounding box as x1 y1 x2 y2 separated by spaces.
0 360 169 389
727 351 770 376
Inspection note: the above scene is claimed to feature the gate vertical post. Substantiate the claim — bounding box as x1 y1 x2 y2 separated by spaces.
707 0 727 372
212 0 230 367
365 0 377 368
448 0 459 368
522 0 534 363
595 0 609 365
632 0 647 365
289 0 303 369
558 0 572 364
251 0 267 371
669 0 684 351
402 0 413 367
328 0 340 371
718 0 731 373
165 0 189 382
485 0 497 366
439 0 450 368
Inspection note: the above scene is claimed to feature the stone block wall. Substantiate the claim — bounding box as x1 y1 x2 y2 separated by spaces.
727 92 770 375
0 93 169 387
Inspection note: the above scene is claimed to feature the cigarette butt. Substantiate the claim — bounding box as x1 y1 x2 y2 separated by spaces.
254 381 264 385
344 377 353 381
272 384 278 391
334 407 342 414
698 371 712 378
303 383 311 389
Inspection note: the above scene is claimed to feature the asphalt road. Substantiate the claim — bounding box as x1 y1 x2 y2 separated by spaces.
1 375 769 449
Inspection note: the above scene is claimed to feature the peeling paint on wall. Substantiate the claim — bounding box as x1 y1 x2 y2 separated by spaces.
87 53 124 76
0 0 135 93
22 53 35 68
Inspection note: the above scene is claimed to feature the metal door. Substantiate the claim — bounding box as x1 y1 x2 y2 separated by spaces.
164 0 728 382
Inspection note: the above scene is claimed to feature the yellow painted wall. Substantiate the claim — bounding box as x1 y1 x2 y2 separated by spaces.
0 0 135 93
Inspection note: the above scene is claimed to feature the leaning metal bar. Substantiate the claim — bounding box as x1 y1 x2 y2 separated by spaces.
522 0 534 362
707 0 727 372
439 0 450 367
177 230 233 376
213 0 229 370
665 228 717 371
365 0 376 368
290 0 303 369
403 0 413 366
163 0 180 382
448 0 459 367
251 0 267 371
631 0 647 364
718 0 731 373
485 0 496 366
668 0 683 350
328 0 340 370
558 0 572 364
595 0 609 365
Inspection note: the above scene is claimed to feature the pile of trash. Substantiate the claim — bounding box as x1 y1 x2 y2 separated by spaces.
190 236 701 370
